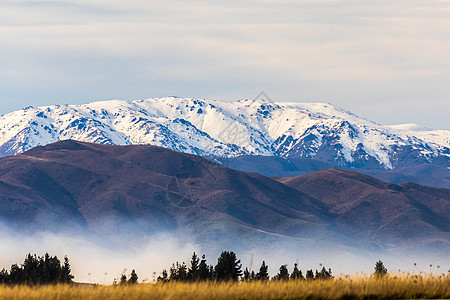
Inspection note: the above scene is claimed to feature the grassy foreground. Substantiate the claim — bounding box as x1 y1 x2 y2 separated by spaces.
0 276 448 300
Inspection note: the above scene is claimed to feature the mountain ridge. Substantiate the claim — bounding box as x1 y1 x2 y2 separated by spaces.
0 97 448 171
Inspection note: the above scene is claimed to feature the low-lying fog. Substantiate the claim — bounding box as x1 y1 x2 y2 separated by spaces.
0 223 447 284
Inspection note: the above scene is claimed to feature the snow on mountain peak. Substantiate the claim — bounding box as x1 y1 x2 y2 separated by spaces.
0 97 448 170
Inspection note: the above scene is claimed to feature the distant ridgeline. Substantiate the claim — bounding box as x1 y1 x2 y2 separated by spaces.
0 97 448 171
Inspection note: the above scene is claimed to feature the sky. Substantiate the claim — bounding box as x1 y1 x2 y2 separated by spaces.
1 0 449 129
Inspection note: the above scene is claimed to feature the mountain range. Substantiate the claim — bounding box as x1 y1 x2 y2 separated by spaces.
1 97 448 171
213 156 450 189
1 140 448 254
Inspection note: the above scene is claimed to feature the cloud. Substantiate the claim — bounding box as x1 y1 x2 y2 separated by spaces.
0 0 449 129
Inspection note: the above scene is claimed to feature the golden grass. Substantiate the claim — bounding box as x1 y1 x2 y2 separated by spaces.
0 275 448 300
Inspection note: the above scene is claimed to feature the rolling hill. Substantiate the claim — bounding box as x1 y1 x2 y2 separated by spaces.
0 140 448 253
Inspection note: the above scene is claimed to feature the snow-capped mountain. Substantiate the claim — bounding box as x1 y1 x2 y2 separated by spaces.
0 97 448 169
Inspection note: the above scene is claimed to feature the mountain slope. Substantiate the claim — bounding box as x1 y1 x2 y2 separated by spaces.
0 140 339 247
275 169 450 248
0 140 448 251
0 97 448 170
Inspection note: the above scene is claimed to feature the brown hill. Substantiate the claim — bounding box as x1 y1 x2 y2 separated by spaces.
0 140 337 248
275 169 450 248
0 140 448 251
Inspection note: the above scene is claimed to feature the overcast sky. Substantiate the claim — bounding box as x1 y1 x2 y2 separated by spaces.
1 0 449 129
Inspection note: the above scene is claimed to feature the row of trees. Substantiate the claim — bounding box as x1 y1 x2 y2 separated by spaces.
0 253 74 285
157 251 337 283
243 262 333 281
1 251 388 285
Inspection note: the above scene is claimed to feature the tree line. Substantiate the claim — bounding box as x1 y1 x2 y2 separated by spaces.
156 251 339 283
0 251 389 285
0 253 74 285
157 252 389 283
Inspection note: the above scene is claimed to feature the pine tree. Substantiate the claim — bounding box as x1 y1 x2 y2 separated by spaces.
373 260 388 278
275 264 289 280
243 267 251 281
22 254 39 285
169 263 178 280
305 269 314 280
177 262 188 281
0 268 9 284
157 269 169 283
128 269 138 284
214 251 242 281
198 255 212 280
291 263 304 280
188 252 200 281
43 253 62 284
9 264 24 284
120 274 127 285
256 261 269 281
59 256 74 283
316 267 333 280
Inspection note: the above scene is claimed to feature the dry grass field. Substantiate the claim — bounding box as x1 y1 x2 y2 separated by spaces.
0 275 448 300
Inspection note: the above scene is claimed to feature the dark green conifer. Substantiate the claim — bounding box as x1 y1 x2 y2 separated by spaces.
373 260 388 278
60 256 74 283
188 252 200 281
177 262 188 281
128 269 138 284
0 268 9 284
291 263 304 280
157 269 168 283
214 251 242 281
256 261 269 281
275 264 289 280
243 267 251 281
316 267 333 280
120 273 127 285
198 255 211 280
305 269 314 280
